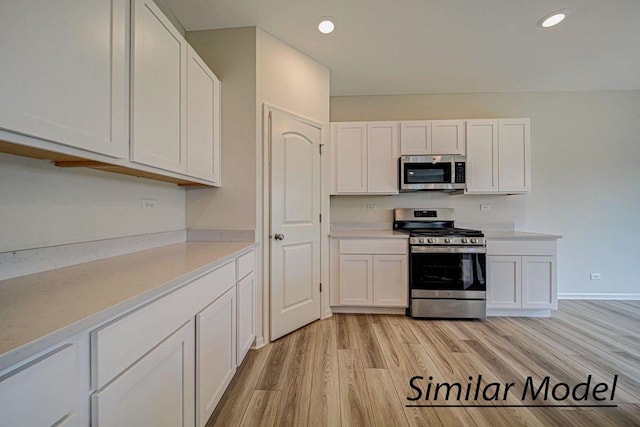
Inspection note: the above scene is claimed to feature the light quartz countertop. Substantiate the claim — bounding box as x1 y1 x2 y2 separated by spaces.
483 230 562 240
0 241 256 372
329 229 409 239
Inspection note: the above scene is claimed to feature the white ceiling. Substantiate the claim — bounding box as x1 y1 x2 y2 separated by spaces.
164 0 640 96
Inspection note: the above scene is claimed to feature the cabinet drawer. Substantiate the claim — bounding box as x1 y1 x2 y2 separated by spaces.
237 249 256 280
0 344 78 427
92 261 235 388
487 239 556 256
339 239 407 255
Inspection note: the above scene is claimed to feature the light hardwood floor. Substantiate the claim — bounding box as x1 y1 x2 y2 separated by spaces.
207 301 640 426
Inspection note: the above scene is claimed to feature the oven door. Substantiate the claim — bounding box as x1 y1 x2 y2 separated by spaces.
409 246 486 297
400 156 463 191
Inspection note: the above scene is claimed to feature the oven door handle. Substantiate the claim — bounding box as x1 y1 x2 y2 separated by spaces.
411 246 487 254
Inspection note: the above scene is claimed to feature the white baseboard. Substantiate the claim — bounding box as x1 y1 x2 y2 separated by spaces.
487 309 551 318
331 306 406 315
321 308 333 319
558 293 640 300
252 336 267 350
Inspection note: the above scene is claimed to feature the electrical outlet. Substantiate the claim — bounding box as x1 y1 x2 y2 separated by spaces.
366 204 377 211
590 273 601 280
141 198 156 210
480 204 491 211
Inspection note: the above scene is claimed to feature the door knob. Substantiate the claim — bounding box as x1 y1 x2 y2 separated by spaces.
274 233 285 241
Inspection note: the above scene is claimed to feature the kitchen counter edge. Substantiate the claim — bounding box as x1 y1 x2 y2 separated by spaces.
329 229 409 239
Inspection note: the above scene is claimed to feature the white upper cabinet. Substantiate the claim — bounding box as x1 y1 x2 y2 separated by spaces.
187 46 222 185
367 122 399 194
431 120 465 155
333 122 368 193
466 118 530 194
400 121 431 155
131 0 187 174
332 121 398 195
399 120 464 155
0 0 128 158
498 119 530 193
466 119 499 193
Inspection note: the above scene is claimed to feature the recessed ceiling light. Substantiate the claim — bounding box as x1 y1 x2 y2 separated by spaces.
318 17 336 34
538 9 569 28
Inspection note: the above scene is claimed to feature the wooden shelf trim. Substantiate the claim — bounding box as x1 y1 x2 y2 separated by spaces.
0 140 209 187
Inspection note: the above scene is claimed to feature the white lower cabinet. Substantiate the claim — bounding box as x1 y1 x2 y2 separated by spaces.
486 256 522 308
2 248 257 427
0 344 79 427
236 271 256 366
339 255 373 305
196 287 236 427
336 239 408 308
522 256 556 309
486 239 558 314
372 255 408 306
92 321 195 427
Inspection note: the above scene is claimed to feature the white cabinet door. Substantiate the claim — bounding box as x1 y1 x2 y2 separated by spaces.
0 0 128 158
372 255 408 307
522 256 557 309
334 122 367 193
400 121 431 155
431 120 465 155
498 119 530 193
236 272 256 366
187 46 221 184
339 255 373 305
196 287 236 427
92 321 195 427
487 256 522 309
131 0 187 173
0 344 79 427
367 122 399 194
466 120 499 193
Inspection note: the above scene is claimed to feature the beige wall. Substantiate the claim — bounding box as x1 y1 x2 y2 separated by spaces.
256 29 330 125
331 91 640 296
0 153 185 253
255 27 331 239
186 27 257 231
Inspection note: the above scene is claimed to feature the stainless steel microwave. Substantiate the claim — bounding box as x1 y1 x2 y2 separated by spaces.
399 155 466 192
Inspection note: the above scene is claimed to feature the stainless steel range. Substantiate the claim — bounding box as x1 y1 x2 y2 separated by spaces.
393 208 487 319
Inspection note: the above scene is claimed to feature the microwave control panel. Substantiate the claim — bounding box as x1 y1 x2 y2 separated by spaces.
454 162 466 183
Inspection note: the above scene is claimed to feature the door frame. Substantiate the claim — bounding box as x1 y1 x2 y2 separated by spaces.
259 103 331 345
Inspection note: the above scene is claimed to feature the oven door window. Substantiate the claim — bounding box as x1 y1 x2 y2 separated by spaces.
410 253 486 291
404 163 452 184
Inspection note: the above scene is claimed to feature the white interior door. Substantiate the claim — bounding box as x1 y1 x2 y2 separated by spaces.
269 109 321 340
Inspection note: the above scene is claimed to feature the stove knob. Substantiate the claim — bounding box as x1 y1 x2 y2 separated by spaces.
419 238 426 243
444 238 451 243
461 238 469 243
428 238 437 244
471 238 478 244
